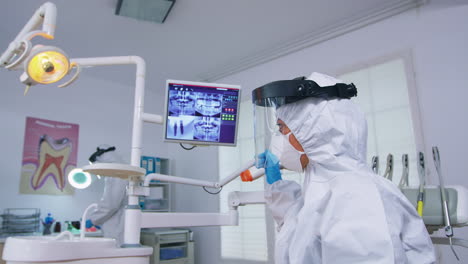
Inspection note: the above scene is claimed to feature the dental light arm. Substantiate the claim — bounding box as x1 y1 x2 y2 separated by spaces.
17 2 56 40
67 56 163 246
0 2 57 67
71 56 163 166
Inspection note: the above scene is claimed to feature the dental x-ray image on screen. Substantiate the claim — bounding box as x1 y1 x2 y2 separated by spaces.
164 80 241 146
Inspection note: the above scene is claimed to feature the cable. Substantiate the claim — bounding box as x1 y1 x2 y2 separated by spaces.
203 186 222 195
433 146 460 261
180 143 197 150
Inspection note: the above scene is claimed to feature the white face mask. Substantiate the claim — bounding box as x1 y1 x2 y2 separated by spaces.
270 132 305 173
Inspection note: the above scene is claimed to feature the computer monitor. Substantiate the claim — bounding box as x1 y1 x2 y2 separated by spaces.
164 80 241 146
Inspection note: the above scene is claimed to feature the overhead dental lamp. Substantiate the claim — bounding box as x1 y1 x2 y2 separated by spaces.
0 2 77 94
21 45 70 85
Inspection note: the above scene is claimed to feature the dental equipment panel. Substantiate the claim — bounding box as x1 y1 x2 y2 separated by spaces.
373 153 468 227
401 185 468 226
164 80 241 146
373 150 468 257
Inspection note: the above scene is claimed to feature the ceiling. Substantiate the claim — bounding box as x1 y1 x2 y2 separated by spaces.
0 0 427 92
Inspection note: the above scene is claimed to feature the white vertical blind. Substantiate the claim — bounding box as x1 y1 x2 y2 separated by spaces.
219 100 268 262
338 57 419 186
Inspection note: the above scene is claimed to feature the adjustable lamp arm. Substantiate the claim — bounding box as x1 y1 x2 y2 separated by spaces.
0 2 57 67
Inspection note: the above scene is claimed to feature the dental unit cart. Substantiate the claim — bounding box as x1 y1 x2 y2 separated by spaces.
140 229 194 264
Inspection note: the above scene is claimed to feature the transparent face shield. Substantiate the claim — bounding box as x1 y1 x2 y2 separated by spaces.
253 97 286 167
251 77 357 167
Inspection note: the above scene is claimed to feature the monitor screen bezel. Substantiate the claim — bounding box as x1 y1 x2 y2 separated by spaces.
163 79 242 147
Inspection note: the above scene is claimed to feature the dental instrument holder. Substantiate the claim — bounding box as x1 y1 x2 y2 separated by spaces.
433 146 460 260
398 154 409 189
371 156 379 174
382 154 393 181
417 152 426 217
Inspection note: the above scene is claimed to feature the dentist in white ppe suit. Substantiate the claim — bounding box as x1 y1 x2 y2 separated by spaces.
86 145 128 246
256 72 435 263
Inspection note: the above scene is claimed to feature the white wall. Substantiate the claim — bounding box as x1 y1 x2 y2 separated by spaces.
216 3 468 263
0 61 221 264
0 66 165 220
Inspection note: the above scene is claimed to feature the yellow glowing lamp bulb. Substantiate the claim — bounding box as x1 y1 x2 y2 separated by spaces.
26 46 70 84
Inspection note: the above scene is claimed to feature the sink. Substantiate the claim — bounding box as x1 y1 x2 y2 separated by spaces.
2 236 152 263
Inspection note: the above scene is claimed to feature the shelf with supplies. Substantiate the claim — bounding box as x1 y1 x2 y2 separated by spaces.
140 156 172 212
0 208 40 237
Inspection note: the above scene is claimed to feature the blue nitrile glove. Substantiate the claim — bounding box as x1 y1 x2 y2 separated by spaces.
257 150 282 184
256 152 266 169
256 149 277 168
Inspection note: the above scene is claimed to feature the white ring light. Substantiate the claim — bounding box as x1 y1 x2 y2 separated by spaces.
68 168 92 189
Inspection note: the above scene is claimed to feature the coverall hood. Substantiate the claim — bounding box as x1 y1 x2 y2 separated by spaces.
277 73 368 179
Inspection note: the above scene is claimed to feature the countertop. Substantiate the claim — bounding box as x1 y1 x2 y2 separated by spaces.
0 231 103 243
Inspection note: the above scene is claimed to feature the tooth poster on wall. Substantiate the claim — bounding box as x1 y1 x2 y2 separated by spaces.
20 117 79 195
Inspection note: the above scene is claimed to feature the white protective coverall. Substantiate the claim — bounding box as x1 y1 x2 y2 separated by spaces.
265 72 435 263
87 147 128 245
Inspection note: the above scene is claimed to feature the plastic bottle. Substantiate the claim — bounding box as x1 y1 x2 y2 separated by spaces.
53 222 61 233
44 213 54 224
42 213 54 235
